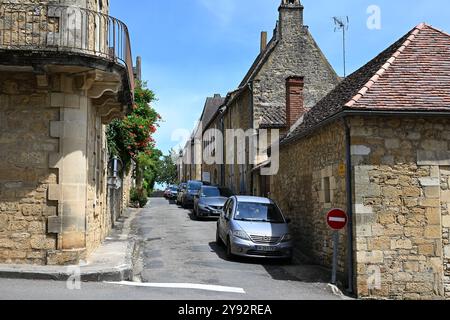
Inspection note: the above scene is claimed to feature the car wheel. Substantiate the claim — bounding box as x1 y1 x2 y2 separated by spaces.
216 228 223 246
226 237 234 261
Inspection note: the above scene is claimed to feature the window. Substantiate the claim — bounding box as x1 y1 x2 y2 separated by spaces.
223 200 230 216
234 202 285 223
323 177 331 204
227 200 234 219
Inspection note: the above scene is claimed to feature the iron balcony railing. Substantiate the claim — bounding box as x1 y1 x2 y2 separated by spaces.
0 3 134 94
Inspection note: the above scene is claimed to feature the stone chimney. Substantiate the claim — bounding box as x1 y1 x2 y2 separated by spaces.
286 76 305 129
278 0 304 39
260 31 268 53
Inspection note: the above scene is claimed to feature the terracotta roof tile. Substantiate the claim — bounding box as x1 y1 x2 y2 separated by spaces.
284 23 450 144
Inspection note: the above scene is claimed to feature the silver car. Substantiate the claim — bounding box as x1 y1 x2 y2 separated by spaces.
216 196 293 261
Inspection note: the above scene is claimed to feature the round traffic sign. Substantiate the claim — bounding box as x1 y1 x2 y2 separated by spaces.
327 209 348 230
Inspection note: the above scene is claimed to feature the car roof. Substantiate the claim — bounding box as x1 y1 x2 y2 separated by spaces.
233 196 272 204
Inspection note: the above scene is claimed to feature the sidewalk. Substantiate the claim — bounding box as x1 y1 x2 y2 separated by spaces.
0 208 140 282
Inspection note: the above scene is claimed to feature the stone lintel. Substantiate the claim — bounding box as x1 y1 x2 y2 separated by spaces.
417 150 450 166
47 216 62 234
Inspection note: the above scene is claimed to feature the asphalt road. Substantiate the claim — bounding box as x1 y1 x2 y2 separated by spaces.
0 198 344 300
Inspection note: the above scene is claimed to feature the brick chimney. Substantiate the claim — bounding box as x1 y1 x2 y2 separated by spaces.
286 76 305 129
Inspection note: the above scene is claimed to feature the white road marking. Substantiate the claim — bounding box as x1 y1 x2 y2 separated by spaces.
105 281 246 294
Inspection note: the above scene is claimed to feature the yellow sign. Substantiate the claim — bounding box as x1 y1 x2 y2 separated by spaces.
338 163 346 177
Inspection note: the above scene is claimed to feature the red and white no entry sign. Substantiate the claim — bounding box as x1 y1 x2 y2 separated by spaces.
327 209 348 230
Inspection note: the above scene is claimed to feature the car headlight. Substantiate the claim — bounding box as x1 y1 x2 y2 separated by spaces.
282 233 292 242
233 230 251 241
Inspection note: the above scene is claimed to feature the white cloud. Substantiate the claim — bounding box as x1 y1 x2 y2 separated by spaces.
198 0 236 26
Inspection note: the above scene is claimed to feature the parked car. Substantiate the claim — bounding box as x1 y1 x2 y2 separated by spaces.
193 186 234 219
176 183 187 205
216 196 293 262
167 186 179 201
163 187 171 199
181 180 203 208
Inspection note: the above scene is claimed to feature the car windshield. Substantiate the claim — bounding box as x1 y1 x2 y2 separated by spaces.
201 187 233 198
188 181 202 190
234 202 285 223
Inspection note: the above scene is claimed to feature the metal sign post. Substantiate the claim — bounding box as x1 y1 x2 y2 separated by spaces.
332 231 339 285
327 209 348 286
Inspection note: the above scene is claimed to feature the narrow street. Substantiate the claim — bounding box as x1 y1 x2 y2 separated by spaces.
0 199 343 300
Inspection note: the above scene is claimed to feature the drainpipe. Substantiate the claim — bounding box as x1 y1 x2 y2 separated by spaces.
249 82 255 196
344 117 354 294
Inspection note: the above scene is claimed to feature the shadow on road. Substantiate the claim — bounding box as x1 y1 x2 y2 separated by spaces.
209 241 329 283
207 241 330 283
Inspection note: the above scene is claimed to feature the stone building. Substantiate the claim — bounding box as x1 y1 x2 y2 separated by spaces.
181 94 224 183
272 23 450 299
0 0 134 265
216 0 340 195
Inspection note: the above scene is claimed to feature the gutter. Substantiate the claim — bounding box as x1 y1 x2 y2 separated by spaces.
344 117 354 294
249 81 255 195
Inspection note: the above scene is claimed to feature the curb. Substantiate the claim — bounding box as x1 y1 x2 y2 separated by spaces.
0 238 136 283
0 209 139 283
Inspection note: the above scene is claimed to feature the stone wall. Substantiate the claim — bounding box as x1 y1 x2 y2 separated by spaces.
85 101 110 257
223 89 253 195
202 113 223 186
0 72 58 264
122 167 133 209
271 121 348 274
0 69 115 265
350 116 448 299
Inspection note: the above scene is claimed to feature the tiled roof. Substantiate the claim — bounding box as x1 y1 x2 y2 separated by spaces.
284 23 450 144
260 105 286 128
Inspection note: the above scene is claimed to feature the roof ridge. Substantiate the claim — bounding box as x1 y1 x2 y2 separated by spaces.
422 22 450 38
345 23 424 108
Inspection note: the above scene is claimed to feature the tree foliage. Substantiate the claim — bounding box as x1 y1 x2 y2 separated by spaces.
107 81 160 169
156 149 178 186
107 81 161 207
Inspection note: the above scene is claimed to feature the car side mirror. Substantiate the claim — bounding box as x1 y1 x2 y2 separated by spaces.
286 218 292 224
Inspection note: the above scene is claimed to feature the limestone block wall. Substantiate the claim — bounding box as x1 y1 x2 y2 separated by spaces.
271 122 348 273
121 167 133 209
350 116 448 299
85 101 110 257
223 90 253 195
0 72 58 264
0 70 116 265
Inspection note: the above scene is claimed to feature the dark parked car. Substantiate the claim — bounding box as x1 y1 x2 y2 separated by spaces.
193 186 234 219
163 187 171 199
167 186 179 201
181 180 203 208
176 183 187 205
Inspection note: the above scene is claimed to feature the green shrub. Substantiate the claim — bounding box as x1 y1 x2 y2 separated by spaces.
130 187 148 208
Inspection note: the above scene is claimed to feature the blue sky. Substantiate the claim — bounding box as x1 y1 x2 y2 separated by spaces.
111 0 450 155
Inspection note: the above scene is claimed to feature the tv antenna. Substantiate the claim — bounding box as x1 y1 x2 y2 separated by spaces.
333 16 349 77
